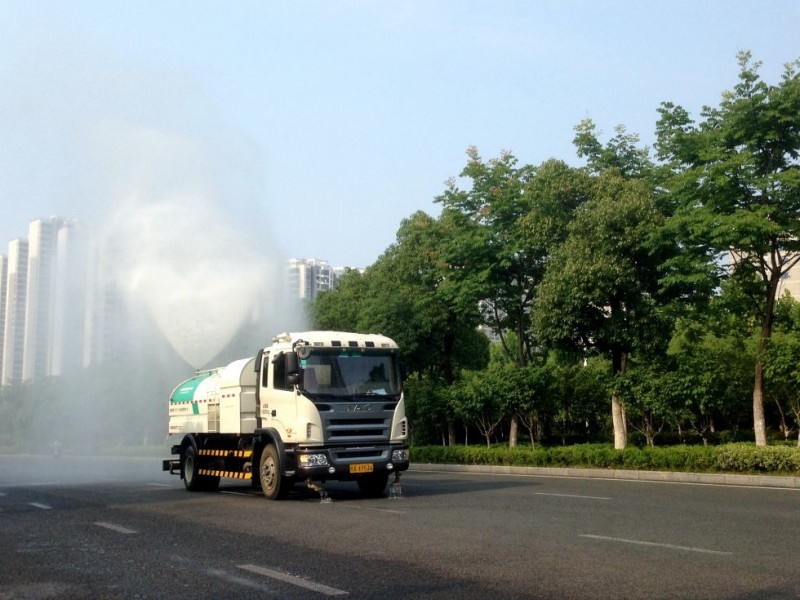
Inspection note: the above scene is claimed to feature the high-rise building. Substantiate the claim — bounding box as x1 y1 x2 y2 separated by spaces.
286 258 338 300
22 217 62 382
51 220 87 376
0 255 7 383
2 239 29 385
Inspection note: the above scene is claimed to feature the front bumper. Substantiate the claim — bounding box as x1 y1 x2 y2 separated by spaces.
293 444 409 480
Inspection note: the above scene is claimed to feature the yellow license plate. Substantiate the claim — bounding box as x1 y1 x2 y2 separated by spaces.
349 463 374 474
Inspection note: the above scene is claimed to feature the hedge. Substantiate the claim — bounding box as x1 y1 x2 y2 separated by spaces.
410 443 800 475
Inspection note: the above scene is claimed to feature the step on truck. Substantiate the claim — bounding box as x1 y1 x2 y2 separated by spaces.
162 331 410 500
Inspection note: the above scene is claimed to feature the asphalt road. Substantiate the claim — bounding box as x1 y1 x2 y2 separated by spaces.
1 455 799 599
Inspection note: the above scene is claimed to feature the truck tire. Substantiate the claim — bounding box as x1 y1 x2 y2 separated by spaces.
357 472 389 498
259 444 289 500
183 446 220 492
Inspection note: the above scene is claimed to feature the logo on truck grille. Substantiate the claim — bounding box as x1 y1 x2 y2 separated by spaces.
344 403 373 412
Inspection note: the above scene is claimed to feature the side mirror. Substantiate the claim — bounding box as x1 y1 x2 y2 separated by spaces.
286 352 301 386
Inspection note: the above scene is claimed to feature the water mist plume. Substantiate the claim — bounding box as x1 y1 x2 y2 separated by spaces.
97 123 270 368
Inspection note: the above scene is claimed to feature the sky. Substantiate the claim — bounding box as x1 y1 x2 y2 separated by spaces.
1 1 799 270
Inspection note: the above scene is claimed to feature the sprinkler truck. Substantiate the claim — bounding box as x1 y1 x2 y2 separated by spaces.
162 331 410 500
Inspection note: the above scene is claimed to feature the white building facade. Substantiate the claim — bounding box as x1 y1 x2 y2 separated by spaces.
2 239 29 385
286 258 340 301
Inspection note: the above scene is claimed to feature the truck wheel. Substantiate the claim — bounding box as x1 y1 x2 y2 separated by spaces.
183 446 219 492
357 472 389 498
259 444 289 500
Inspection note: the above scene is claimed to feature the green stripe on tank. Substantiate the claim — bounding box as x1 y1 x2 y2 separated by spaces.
171 371 214 403
192 402 200 415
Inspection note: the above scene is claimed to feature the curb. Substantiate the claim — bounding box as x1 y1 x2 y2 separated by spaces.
409 463 800 489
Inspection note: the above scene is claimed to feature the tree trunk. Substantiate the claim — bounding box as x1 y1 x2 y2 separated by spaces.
753 359 767 446
508 414 518 448
611 394 627 450
753 274 779 447
448 421 457 446
611 345 628 450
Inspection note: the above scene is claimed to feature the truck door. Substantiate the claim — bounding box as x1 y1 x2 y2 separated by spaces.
259 351 298 442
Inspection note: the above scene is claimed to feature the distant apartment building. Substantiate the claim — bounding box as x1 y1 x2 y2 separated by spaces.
0 255 6 382
22 217 62 382
2 239 29 385
0 217 91 385
51 220 88 376
286 258 340 301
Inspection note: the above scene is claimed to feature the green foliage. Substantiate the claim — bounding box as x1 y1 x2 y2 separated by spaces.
574 120 654 179
657 52 800 445
536 170 673 364
666 310 754 441
545 356 611 444
404 374 453 446
411 443 798 474
437 149 589 366
306 52 800 450
716 443 800 473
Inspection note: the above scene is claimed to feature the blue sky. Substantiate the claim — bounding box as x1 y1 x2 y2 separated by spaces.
1 1 798 268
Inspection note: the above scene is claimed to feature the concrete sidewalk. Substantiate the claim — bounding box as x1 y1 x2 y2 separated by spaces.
411 462 800 489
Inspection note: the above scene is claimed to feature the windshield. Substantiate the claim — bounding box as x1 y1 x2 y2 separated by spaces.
300 350 401 397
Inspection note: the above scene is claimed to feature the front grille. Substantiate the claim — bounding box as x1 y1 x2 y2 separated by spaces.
317 400 394 443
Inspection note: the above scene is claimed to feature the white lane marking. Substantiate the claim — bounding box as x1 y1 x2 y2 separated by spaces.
207 569 276 593
94 522 137 534
146 483 172 488
580 534 733 555
534 492 611 500
239 564 349 597
29 503 52 510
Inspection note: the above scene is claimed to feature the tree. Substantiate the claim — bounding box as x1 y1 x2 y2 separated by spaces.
436 149 589 446
535 171 674 449
450 367 506 448
763 329 800 445
311 269 366 332
574 120 654 179
546 355 611 445
764 296 800 445
664 287 755 445
310 211 489 444
656 52 800 445
616 361 675 447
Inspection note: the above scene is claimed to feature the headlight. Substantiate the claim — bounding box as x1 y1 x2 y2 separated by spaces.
299 453 329 467
391 449 409 462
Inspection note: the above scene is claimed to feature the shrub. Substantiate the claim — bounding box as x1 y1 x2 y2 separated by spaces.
410 443 800 475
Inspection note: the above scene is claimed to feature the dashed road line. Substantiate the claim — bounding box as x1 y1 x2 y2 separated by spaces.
206 568 276 594
94 522 137 534
580 534 732 555
28 502 52 510
239 564 349 596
